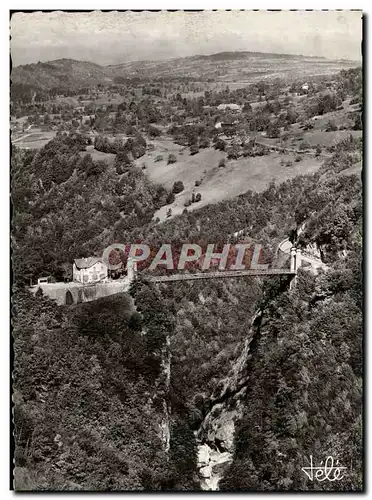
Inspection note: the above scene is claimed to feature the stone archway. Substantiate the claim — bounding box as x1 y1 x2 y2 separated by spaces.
65 290 74 305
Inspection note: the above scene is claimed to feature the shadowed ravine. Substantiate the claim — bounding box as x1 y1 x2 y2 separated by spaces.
194 308 264 490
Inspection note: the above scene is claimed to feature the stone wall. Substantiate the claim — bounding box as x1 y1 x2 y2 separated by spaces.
30 279 132 306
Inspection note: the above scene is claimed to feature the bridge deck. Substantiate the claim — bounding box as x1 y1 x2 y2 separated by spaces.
151 269 296 283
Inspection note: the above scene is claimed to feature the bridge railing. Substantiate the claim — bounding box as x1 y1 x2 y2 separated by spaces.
150 268 296 283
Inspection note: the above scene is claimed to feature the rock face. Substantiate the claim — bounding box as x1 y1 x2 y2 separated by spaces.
197 443 232 491
195 309 264 490
202 409 240 453
198 444 211 465
199 465 212 478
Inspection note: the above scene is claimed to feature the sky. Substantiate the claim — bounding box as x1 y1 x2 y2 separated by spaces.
10 10 363 67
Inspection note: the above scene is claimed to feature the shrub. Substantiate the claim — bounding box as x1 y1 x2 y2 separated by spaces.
325 120 338 132
167 154 177 164
172 181 184 194
218 158 226 168
295 156 302 163
353 113 362 131
195 193 202 202
267 122 280 138
215 139 226 151
166 192 175 204
190 145 199 155
195 180 201 187
148 125 161 138
303 120 314 131
227 147 240 160
155 155 163 162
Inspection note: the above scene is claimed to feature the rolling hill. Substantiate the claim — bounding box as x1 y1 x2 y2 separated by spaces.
11 51 360 91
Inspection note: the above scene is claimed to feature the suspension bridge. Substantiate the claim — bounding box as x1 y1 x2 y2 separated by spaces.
31 243 322 305
151 268 296 283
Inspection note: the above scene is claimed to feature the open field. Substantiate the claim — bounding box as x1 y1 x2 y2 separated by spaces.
338 160 362 177
12 129 56 149
149 143 323 222
82 146 116 165
290 129 362 148
139 140 224 189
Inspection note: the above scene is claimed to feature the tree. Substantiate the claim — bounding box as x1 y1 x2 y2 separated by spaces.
243 102 252 113
353 113 362 131
94 134 111 153
267 121 280 138
168 154 177 165
215 139 226 151
148 125 161 138
195 193 202 202
172 181 184 194
166 192 176 204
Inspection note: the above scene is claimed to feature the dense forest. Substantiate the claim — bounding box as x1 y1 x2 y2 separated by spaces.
12 67 363 491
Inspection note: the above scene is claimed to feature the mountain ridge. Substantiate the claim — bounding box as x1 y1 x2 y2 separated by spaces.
11 50 360 92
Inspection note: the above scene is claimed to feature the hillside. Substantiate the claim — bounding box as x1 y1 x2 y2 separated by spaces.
11 60 363 491
11 51 360 91
11 59 111 90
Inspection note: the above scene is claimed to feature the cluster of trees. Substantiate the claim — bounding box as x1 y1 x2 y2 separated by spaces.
94 133 147 159
184 192 202 207
220 244 362 490
13 156 362 490
306 92 343 118
13 278 196 490
169 123 212 152
11 134 171 285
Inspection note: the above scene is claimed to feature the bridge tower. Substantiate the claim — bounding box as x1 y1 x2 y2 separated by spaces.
289 247 301 290
126 257 137 283
296 248 302 269
290 247 297 272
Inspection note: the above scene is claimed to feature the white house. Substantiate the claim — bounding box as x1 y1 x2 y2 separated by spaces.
73 257 108 284
37 276 52 285
301 83 309 92
217 103 242 113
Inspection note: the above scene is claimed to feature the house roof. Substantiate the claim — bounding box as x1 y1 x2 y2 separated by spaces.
74 257 103 269
217 103 241 111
